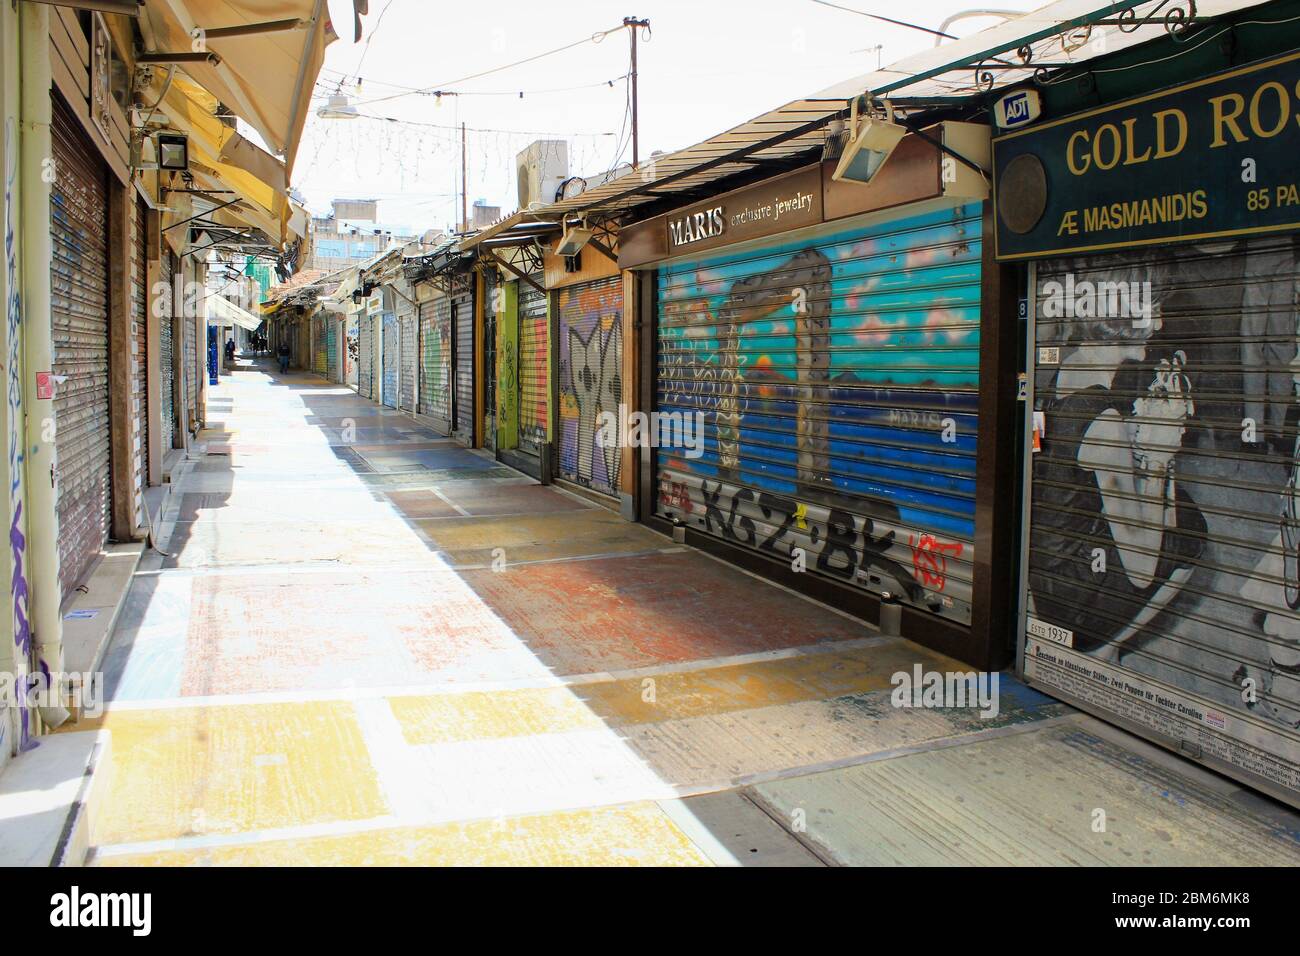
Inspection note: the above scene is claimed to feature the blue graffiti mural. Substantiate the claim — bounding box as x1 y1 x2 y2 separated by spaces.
655 203 982 621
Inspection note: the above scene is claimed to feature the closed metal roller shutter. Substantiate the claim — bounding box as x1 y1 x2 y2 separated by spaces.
182 268 198 429
50 92 112 601
518 284 548 457
358 314 373 398
419 297 452 433
159 251 176 449
345 317 358 388
1023 237 1300 805
133 195 148 514
399 306 416 412
655 202 982 624
326 316 338 381
453 292 473 440
313 314 327 377
381 312 398 407
557 276 622 496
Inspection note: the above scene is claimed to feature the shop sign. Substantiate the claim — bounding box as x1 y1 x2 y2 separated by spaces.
993 51 1300 259
663 166 823 257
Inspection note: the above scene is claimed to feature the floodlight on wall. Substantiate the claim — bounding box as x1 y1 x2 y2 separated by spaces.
318 93 360 120
832 97 906 186
555 220 594 258
155 132 189 171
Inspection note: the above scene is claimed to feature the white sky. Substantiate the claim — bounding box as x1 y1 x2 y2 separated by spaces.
293 0 1037 232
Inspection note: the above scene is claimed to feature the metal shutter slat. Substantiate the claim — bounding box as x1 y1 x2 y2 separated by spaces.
557 276 622 496
454 293 473 440
1024 239 1300 800
399 306 416 412
654 202 982 625
518 285 548 457
419 297 452 433
358 314 373 398
381 313 398 408
50 91 112 601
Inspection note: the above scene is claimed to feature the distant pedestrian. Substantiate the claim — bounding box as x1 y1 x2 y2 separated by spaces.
277 342 290 374
225 338 236 366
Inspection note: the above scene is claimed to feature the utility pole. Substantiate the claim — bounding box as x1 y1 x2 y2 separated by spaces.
460 121 468 233
624 16 650 168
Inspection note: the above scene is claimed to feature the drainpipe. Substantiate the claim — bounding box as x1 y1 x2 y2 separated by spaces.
19 2 66 717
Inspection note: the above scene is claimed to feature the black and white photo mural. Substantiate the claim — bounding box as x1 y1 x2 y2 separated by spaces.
1023 237 1300 804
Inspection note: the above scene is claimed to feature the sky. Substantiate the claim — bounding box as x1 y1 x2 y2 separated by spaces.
291 0 1039 233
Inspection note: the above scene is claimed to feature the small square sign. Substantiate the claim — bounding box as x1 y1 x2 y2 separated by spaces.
35 371 54 400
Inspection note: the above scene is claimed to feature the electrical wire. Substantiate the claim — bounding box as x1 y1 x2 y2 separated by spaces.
350 23 628 107
316 67 630 98
807 0 960 41
351 0 397 83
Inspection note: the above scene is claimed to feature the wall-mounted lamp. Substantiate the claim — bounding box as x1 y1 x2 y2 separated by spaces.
832 97 907 186
156 132 189 171
554 220 594 258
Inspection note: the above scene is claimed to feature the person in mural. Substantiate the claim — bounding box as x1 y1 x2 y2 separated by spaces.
1030 261 1206 662
1236 348 1300 729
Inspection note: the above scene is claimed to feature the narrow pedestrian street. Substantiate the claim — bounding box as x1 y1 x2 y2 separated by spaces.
75 360 1300 866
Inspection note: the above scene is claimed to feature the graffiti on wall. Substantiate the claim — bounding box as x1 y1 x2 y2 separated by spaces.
558 280 622 495
4 117 32 752
1028 240 1300 731
655 205 982 623
518 302 547 451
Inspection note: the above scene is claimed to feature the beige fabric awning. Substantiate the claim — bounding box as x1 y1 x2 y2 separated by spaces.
208 293 265 331
149 72 298 245
139 0 340 176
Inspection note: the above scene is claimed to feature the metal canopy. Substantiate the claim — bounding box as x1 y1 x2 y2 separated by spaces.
531 0 1262 224
540 102 841 221
815 0 1258 102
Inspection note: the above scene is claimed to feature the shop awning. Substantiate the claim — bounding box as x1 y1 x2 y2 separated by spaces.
208 292 264 331
539 0 1261 223
814 0 1260 102
148 73 306 248
138 0 346 175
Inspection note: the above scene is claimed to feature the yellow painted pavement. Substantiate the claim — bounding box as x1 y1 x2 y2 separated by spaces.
388 642 956 745
91 702 387 846
94 803 712 866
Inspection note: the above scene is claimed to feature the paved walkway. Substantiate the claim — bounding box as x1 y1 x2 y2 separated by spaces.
79 361 1300 865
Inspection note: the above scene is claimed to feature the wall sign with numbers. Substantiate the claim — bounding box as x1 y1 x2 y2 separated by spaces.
993 50 1300 260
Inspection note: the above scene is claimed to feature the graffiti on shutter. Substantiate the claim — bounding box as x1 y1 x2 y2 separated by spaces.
1024 238 1300 802
313 315 327 377
326 317 338 381
518 285 548 456
655 203 982 624
346 317 359 388
50 92 112 600
382 312 398 408
557 276 622 496
419 297 452 432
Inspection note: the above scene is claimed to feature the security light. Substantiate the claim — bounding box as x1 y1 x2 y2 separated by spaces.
156 132 189 171
555 221 594 257
832 97 906 186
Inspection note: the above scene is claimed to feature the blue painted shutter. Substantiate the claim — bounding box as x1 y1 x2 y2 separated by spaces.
655 202 981 624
